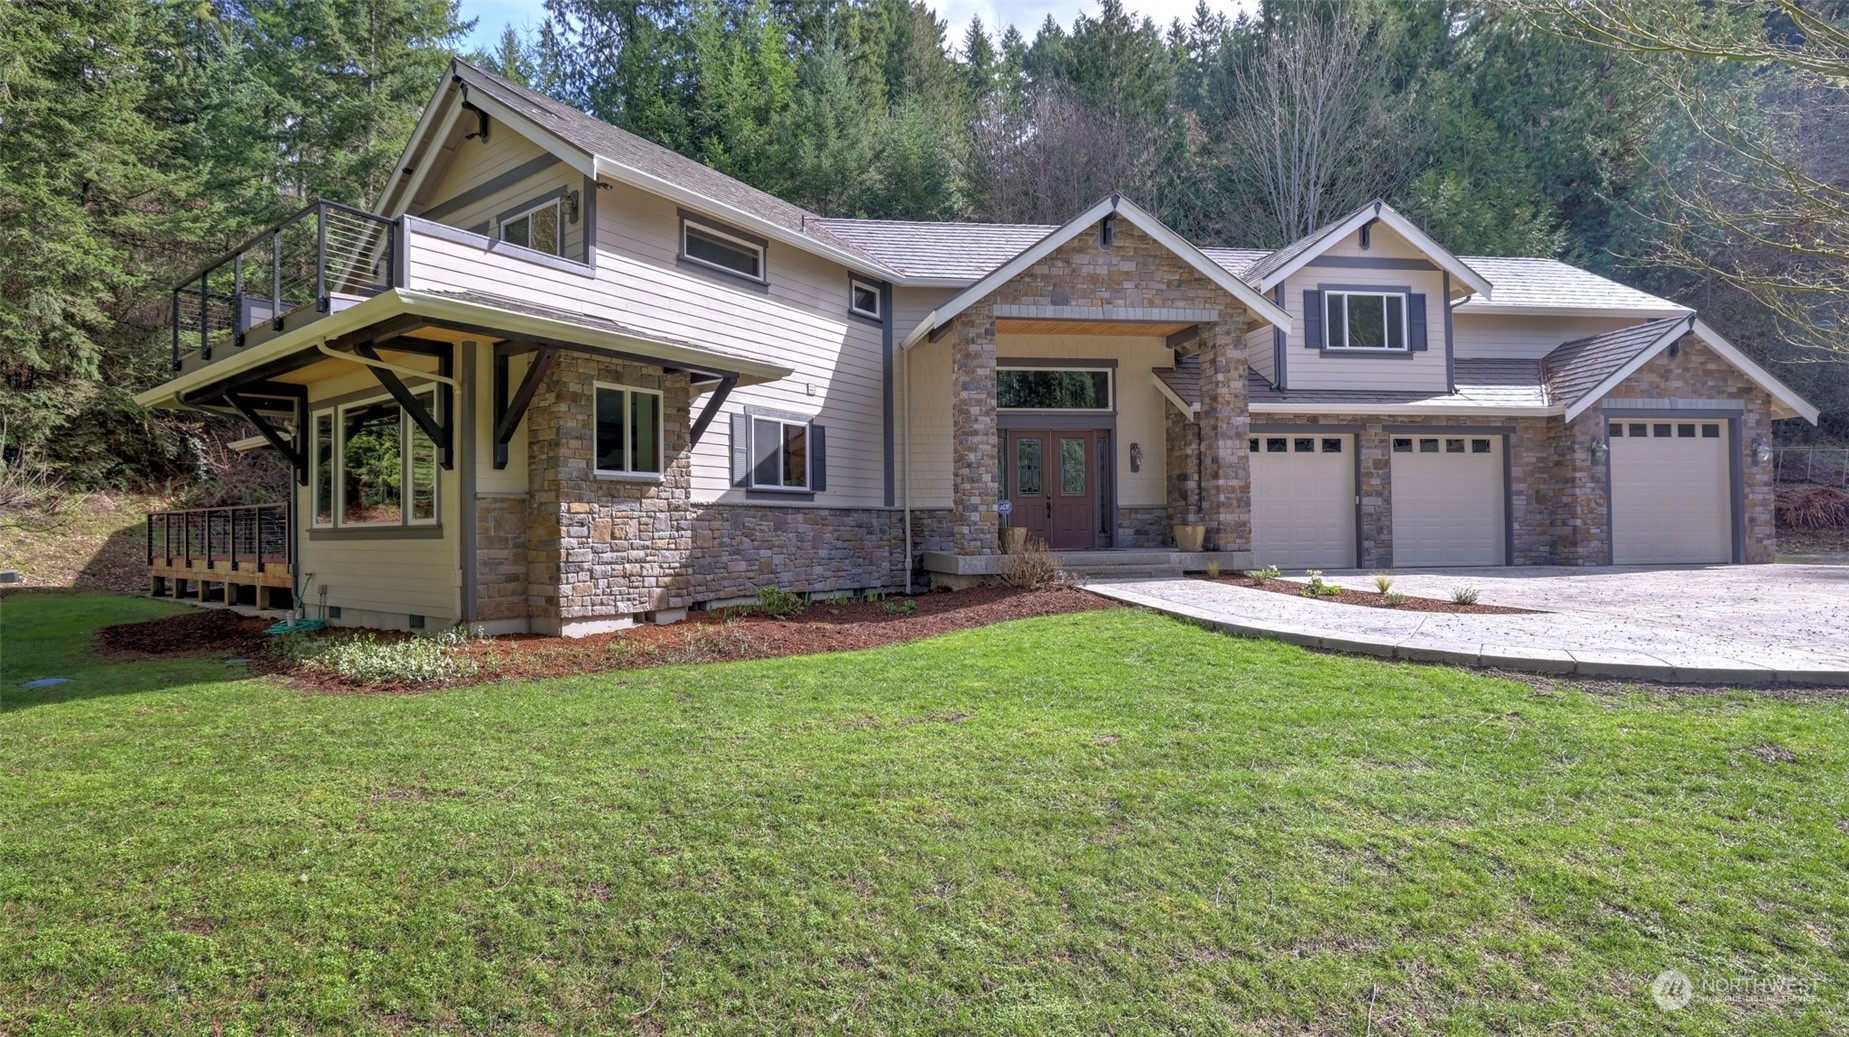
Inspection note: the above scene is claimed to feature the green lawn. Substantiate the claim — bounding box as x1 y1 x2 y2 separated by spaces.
1 593 1844 1035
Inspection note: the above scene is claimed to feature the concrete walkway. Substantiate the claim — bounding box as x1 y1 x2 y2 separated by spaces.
1083 566 1849 684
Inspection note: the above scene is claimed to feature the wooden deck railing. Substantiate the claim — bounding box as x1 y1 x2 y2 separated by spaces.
147 504 293 608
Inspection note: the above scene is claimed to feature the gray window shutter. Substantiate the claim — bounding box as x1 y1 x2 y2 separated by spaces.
1303 290 1323 348
810 423 826 492
730 413 751 486
1408 293 1428 351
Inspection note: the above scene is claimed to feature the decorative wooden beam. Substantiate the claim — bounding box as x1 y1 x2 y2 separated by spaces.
223 390 307 485
354 341 453 469
1166 324 1202 349
493 344 556 469
688 373 738 449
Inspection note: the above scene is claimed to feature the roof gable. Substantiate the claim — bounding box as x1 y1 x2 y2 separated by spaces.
1246 200 1494 301
1543 315 1819 424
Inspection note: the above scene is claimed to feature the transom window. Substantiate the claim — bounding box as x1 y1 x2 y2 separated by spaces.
752 417 809 489
310 390 439 529
501 199 562 256
850 279 881 319
682 218 765 281
1325 291 1407 350
1609 421 1723 439
594 384 663 477
996 368 1112 410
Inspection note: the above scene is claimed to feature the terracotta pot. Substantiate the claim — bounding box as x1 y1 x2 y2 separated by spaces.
1173 524 1206 553
999 526 1029 554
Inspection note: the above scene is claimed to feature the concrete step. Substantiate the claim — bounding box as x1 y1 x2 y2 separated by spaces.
1062 563 1188 579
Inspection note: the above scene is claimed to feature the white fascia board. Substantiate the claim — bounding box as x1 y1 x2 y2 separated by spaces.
1251 402 1561 418
1689 319 1821 424
389 89 465 220
1256 201 1495 302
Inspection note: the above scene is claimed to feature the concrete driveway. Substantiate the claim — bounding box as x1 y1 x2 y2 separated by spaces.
1085 563 1849 684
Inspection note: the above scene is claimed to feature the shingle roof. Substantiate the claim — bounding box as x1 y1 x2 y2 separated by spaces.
1540 316 1692 409
418 288 779 373
1240 201 1381 284
455 61 887 270
1199 247 1272 279
1156 355 1550 410
815 218 1058 280
1457 257 1686 314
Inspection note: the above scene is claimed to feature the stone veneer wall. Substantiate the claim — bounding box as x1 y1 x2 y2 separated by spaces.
525 352 694 631
474 494 529 624
947 220 1253 556
687 505 905 603
909 509 957 556
1116 507 1171 548
1165 405 1202 526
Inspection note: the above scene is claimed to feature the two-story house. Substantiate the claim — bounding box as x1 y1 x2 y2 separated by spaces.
136 59 1819 635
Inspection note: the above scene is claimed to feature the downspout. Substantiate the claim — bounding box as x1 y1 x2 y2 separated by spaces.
902 339 913 595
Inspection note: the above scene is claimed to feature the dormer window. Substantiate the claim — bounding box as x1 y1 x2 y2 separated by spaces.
1325 290 1407 350
501 198 562 256
850 278 881 320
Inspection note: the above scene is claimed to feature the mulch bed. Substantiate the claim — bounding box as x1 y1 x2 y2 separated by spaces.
90 585 1117 693
1205 576 1537 615
97 608 274 659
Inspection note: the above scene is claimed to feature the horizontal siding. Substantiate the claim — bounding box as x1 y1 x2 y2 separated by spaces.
1245 326 1275 385
902 336 953 508
1276 261 1450 392
1453 313 1637 361
1321 222 1427 261
416 129 584 261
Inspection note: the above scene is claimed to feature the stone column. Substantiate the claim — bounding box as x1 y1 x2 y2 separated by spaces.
949 307 999 555
1164 405 1202 526
1196 318 1251 552
1357 424 1392 569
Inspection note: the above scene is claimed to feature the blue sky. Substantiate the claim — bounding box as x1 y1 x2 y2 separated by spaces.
454 1 1246 56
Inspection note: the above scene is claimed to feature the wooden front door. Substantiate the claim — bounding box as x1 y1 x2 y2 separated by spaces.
1005 430 1097 551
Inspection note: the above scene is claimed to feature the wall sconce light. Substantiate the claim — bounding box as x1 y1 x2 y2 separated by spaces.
1129 442 1143 473
565 189 581 224
1590 438 1608 463
1753 440 1772 465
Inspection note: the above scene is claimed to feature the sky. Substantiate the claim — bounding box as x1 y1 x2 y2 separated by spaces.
454 1 1248 56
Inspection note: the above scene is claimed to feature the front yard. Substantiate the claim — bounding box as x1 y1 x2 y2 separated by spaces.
1 593 1844 1034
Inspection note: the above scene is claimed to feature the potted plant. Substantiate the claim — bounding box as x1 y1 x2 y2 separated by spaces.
1173 523 1206 553
1000 525 1029 554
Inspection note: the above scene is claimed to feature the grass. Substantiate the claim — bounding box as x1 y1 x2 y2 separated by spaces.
2 593 1846 1034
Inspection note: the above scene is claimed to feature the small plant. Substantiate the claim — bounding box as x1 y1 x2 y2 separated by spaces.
1450 586 1481 606
272 630 477 686
999 539 1064 589
755 586 806 618
880 597 917 616
1205 560 1222 578
1300 570 1342 598
1371 571 1395 594
1244 564 1281 585
1383 589 1407 607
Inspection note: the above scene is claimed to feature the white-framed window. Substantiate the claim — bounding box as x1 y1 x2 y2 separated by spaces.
309 390 440 529
501 198 562 256
996 367 1113 410
681 218 765 281
751 416 809 490
1324 291 1407 350
850 278 881 319
594 383 663 477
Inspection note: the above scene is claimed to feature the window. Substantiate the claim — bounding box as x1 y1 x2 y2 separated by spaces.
1701 423 1722 438
682 219 765 281
1392 437 1413 453
1266 437 1288 453
501 199 562 256
408 389 437 523
312 412 335 526
1419 438 1439 453
1249 437 1261 452
1294 438 1314 453
1322 438 1343 454
752 417 809 489
1471 438 1492 454
850 279 881 319
593 384 663 477
1445 438 1465 454
1324 291 1407 350
311 393 439 530
1677 423 1697 438
996 368 1112 410
1609 422 1625 437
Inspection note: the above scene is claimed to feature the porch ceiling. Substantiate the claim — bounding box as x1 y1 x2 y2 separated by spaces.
995 317 1197 337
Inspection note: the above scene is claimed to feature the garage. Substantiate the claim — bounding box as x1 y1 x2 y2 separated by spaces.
1390 434 1506 567
1248 433 1355 568
1609 419 1733 564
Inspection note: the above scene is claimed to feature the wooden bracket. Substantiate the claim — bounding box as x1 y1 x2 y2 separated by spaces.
493 343 556 469
223 390 308 485
689 373 738 449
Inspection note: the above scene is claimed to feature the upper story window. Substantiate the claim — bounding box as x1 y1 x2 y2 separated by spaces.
997 368 1113 410
681 217 765 282
595 384 663 477
501 198 562 257
1325 291 1407 350
850 278 881 319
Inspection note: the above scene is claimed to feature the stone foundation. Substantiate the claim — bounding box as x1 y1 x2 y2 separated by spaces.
688 505 905 605
474 494 529 624
1116 506 1172 548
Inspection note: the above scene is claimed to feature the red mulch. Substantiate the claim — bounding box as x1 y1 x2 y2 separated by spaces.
1205 576 1537 615
96 608 274 659
91 585 1117 693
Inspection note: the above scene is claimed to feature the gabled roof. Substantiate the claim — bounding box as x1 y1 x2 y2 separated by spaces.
380 60 898 279
1543 315 1819 423
898 195 1293 348
1244 200 1495 301
817 219 1056 283
1457 257 1688 317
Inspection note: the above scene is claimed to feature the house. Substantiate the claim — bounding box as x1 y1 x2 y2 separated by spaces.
135 59 1820 635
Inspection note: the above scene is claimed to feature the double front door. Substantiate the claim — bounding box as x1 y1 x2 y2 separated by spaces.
1006 430 1103 550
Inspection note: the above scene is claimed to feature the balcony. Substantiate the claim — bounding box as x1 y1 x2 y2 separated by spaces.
146 503 294 609
170 200 401 373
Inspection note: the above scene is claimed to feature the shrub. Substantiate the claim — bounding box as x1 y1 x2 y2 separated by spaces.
1775 484 1849 530
1205 560 1222 579
1450 586 1481 606
755 586 806 618
1244 565 1282 585
1383 589 1407 607
273 630 476 686
1371 571 1395 593
880 597 917 616
1301 570 1342 598
999 539 1063 589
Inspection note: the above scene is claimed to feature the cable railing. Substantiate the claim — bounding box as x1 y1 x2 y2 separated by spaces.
1775 446 1849 487
170 200 401 370
146 504 290 573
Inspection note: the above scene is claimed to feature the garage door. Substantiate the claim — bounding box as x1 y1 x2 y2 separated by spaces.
1610 419 1732 564
1391 434 1505 567
1249 433 1355 569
